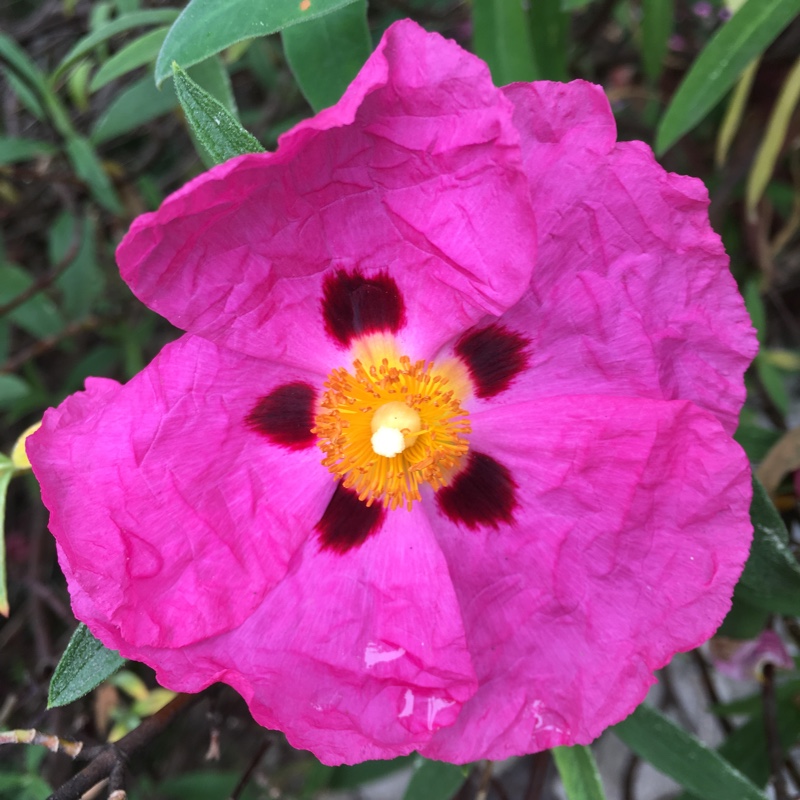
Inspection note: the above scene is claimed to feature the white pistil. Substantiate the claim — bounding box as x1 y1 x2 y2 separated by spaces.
370 401 421 457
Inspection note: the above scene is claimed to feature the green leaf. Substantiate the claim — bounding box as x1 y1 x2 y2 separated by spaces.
155 0 362 85
64 136 122 213
0 137 57 165
89 26 169 91
0 33 74 136
656 0 800 153
0 455 15 617
552 746 606 800
641 0 673 82
736 475 800 614
679 681 800 799
716 586 770 639
329 756 415 789
0 375 32 408
0 772 52 800
402 758 469 800
48 623 126 708
746 55 800 214
282 0 370 112
172 63 264 165
50 212 103 320
189 55 237 114
715 58 759 166
473 0 539 84
613 704 769 800
755 353 789 415
54 8 180 77
0 262 65 339
528 0 569 81
92 73 178 143
734 408 780 463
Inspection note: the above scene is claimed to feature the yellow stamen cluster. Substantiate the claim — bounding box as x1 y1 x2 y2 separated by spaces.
314 353 471 510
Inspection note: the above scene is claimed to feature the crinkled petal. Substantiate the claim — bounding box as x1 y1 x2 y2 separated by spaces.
421 395 752 762
97 504 477 765
27 335 332 649
500 81 755 433
117 21 536 372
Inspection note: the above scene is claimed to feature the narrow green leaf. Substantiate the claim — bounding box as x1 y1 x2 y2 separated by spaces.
189 56 237 114
64 135 122 213
89 26 169 92
48 623 126 708
613 704 769 800
641 0 673 83
528 0 569 81
402 758 469 800
54 8 180 77
656 0 800 153
552 746 606 800
473 0 539 84
155 0 361 85
737 475 800 614
746 55 800 215
715 58 759 166
172 63 264 165
0 33 74 136
92 73 178 143
282 0 370 112
0 137 56 165
0 456 14 617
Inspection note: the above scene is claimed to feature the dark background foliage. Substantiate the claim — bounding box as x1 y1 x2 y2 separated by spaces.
2 0 800 798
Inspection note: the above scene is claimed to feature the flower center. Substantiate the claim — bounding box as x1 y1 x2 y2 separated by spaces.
313 346 471 511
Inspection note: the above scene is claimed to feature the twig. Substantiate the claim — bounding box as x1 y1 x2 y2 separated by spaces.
762 663 789 800
0 728 83 758
474 761 493 800
0 314 101 373
228 738 271 800
524 751 550 800
47 693 198 800
622 753 641 800
489 777 510 800
690 650 734 736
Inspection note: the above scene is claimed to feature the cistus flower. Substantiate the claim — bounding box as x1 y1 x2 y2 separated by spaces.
28 20 757 765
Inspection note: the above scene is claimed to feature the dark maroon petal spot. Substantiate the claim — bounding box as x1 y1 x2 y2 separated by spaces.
436 452 518 530
246 382 316 450
455 324 530 398
317 482 386 554
321 269 406 347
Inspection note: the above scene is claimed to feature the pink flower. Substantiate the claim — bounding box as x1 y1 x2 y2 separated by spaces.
28 20 756 765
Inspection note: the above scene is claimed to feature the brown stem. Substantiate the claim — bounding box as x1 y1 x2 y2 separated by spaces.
524 751 551 800
690 649 734 735
228 738 271 800
47 693 198 800
762 663 789 800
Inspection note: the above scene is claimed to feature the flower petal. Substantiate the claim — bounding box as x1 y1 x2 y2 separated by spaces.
100 504 478 765
502 81 756 433
118 21 536 372
27 335 332 649
421 395 752 762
